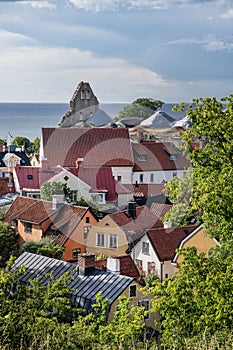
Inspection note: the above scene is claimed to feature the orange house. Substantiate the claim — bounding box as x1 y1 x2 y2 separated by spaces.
4 195 98 262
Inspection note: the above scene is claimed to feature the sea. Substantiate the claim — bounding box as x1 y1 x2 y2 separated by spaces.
0 102 185 141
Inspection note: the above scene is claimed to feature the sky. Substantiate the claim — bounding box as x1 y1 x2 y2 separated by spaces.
0 0 232 103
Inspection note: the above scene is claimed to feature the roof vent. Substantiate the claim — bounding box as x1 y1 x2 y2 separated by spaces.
107 257 120 275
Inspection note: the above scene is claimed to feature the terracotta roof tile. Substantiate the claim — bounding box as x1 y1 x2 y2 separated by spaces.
150 203 173 219
110 205 159 243
14 166 40 190
132 141 190 171
42 127 134 168
147 225 196 261
124 183 165 198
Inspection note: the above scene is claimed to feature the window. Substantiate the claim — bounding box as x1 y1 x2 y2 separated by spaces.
24 222 32 233
129 284 137 297
142 242 149 255
170 154 176 161
86 217 90 224
147 261 155 274
52 229 60 237
135 259 143 270
117 175 122 182
11 219 18 228
91 193 105 204
72 248 81 259
81 90 85 99
138 300 150 320
173 172 177 178
150 173 154 183
84 226 91 239
139 174 144 183
86 89 91 99
27 175 33 180
165 273 169 279
138 155 147 161
96 233 105 247
64 175 69 181
109 234 118 248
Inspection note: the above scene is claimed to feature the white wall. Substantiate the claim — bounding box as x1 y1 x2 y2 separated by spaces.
112 166 133 185
132 169 187 184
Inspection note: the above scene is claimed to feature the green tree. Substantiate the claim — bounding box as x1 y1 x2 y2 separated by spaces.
175 94 233 240
19 238 64 260
40 181 64 201
12 136 31 149
0 222 17 266
30 136 40 154
115 98 164 121
149 243 233 349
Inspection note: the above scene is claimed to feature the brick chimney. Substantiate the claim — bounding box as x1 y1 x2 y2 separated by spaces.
78 254 96 276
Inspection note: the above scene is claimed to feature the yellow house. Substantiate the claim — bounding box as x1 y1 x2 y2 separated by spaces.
172 224 219 268
86 204 159 257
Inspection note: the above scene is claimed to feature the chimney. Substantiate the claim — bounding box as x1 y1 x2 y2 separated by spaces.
163 221 173 229
107 257 120 275
78 254 96 276
52 194 64 210
128 201 137 219
76 157 84 169
41 158 49 171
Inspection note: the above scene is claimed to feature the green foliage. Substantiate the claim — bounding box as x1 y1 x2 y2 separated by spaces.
175 94 233 240
115 98 164 121
74 196 103 219
0 221 17 266
30 137 40 154
149 243 233 349
0 268 151 350
12 136 31 149
40 181 64 201
19 238 65 260
164 168 196 226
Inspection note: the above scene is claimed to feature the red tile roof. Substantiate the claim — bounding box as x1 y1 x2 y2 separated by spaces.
95 255 140 280
14 165 41 191
76 167 117 202
110 205 160 243
41 127 134 168
124 183 165 198
150 203 173 219
132 141 190 171
147 225 196 261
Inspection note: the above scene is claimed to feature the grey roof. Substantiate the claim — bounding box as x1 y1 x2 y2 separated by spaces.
88 109 113 127
12 252 133 313
119 116 142 127
172 116 193 130
140 111 175 129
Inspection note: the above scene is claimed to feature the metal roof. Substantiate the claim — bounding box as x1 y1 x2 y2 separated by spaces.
12 252 133 313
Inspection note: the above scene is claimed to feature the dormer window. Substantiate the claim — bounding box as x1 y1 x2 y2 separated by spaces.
11 219 18 228
169 154 176 161
138 155 147 161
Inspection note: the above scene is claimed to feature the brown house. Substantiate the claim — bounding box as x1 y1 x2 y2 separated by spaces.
4 195 98 262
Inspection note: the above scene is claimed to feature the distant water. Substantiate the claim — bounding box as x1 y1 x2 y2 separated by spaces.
0 102 185 141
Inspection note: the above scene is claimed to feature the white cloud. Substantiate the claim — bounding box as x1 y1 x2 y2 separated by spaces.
0 43 169 102
18 1 56 9
0 29 36 45
203 40 233 51
221 9 233 18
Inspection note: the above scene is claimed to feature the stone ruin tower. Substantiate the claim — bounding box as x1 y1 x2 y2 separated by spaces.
58 81 99 127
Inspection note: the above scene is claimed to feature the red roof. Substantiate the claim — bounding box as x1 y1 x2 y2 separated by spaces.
14 165 41 190
132 141 190 171
95 255 140 280
77 167 117 202
41 127 134 168
150 203 173 219
147 225 196 261
124 183 165 198
110 205 160 242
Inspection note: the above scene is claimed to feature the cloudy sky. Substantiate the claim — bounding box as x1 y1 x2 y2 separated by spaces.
0 0 232 103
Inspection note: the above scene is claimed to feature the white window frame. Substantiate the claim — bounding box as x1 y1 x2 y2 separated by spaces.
142 241 149 255
96 232 105 247
108 234 118 249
